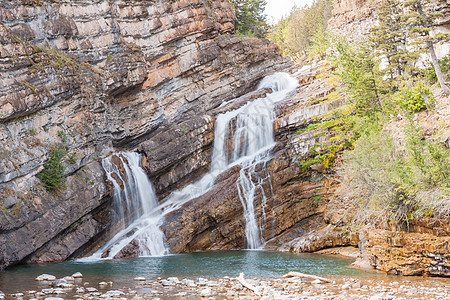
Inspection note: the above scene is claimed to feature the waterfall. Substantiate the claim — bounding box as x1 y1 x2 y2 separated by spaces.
89 72 297 259
93 152 167 259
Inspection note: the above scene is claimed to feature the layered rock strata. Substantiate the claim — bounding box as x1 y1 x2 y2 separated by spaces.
159 62 347 254
0 0 290 269
329 0 449 58
158 60 450 278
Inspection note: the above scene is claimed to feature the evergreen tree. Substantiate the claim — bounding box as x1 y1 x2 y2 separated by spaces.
230 0 268 38
267 0 333 57
334 40 385 117
267 16 291 54
404 0 450 94
369 0 417 80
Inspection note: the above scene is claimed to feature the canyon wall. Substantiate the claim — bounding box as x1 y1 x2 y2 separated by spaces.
326 0 450 277
329 0 450 58
0 0 291 269
1 0 448 278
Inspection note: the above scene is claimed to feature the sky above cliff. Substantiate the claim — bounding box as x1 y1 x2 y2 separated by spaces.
265 0 313 23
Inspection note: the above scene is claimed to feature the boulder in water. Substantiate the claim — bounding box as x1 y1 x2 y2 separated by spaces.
103 290 124 297
133 277 146 281
35 274 56 281
113 239 140 259
71 272 83 278
200 288 214 297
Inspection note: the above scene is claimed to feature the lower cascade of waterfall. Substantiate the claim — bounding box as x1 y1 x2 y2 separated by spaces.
89 72 297 259
94 152 167 259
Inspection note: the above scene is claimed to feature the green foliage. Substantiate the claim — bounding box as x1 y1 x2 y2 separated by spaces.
231 0 268 38
57 130 68 143
439 54 450 80
308 28 332 59
369 0 418 79
296 119 342 135
393 81 434 113
267 16 290 53
403 0 449 45
404 117 450 187
38 143 67 192
403 0 450 92
68 152 77 164
333 39 385 116
29 46 81 76
38 131 69 192
267 0 333 58
300 142 346 171
342 118 450 224
421 54 450 83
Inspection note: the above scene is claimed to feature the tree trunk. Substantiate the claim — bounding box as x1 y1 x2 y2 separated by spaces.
415 0 450 94
369 66 386 118
426 40 450 94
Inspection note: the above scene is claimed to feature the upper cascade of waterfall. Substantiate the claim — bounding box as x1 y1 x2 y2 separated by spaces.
87 72 297 260
257 72 298 93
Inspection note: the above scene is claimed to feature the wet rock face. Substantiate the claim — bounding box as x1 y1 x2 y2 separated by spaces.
160 62 345 254
0 0 290 269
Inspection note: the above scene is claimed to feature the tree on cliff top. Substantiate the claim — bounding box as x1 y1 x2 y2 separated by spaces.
369 0 417 80
404 0 450 94
267 0 333 58
230 0 268 38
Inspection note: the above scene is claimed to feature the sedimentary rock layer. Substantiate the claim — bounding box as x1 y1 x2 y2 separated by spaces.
328 0 449 58
0 0 290 269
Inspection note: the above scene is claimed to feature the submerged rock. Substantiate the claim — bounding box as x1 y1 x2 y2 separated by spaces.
133 277 146 281
103 290 125 297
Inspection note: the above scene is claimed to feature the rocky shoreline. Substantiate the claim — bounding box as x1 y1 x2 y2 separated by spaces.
1 268 449 300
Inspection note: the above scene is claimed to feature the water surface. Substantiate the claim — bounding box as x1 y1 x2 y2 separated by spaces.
0 250 381 295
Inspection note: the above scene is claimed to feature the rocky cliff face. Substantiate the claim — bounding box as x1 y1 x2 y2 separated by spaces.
158 62 347 254
329 0 450 58
1 0 448 279
0 0 290 269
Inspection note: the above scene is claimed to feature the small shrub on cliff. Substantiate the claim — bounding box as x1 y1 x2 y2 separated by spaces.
393 81 434 113
38 131 69 192
38 143 67 192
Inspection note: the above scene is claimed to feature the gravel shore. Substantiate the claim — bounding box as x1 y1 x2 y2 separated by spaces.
2 271 449 300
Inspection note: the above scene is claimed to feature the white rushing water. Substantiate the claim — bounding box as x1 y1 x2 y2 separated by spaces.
89 72 297 259
90 152 167 259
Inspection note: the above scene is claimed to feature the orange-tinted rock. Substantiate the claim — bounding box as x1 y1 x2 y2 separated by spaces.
0 0 290 270
364 229 450 276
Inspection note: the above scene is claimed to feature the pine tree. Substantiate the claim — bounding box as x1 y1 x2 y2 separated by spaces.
267 16 291 54
230 0 268 38
334 40 385 117
268 0 333 57
404 0 450 94
369 0 417 80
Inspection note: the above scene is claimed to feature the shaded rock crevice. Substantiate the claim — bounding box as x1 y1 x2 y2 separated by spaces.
0 0 290 269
